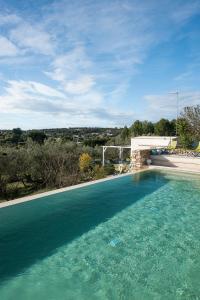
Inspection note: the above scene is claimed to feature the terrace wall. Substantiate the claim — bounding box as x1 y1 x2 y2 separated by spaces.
150 155 200 172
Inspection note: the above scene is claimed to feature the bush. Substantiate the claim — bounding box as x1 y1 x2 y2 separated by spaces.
104 164 115 175
93 165 106 180
79 153 92 172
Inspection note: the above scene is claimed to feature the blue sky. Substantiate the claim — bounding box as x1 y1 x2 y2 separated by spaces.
0 0 200 129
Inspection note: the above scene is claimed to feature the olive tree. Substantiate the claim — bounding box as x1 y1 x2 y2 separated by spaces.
182 105 200 140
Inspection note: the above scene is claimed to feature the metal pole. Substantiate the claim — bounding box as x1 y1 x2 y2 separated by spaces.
119 147 122 162
102 147 107 167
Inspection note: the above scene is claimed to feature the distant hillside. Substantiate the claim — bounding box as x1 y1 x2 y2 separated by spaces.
0 127 122 146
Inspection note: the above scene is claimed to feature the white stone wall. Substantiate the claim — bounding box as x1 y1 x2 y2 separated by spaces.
131 136 175 150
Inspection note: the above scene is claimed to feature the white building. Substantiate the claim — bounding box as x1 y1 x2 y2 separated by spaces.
131 136 177 151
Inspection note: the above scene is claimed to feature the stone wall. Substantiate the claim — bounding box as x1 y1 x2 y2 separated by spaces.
131 149 150 169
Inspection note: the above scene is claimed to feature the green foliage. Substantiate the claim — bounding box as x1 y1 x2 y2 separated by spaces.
28 130 47 144
142 121 154 135
130 120 143 136
182 105 200 140
121 126 130 140
93 165 106 179
177 118 192 149
83 138 107 147
154 119 175 136
0 146 28 198
104 164 115 175
12 128 23 135
0 141 81 199
130 119 175 137
11 128 23 144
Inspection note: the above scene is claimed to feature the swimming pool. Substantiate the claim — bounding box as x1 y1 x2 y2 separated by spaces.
0 170 200 299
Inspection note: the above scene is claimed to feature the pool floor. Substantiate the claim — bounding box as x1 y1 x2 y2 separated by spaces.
0 170 200 299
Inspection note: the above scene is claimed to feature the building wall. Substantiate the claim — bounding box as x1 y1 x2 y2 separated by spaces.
150 155 200 171
131 136 176 150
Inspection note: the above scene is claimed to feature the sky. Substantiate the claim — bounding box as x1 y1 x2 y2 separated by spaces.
0 0 200 129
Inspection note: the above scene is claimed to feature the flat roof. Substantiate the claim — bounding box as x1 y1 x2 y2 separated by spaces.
131 136 177 139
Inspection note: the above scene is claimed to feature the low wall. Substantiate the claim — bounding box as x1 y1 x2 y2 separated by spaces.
151 155 200 171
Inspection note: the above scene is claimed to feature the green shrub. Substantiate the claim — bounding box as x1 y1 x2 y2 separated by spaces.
93 165 106 180
104 164 115 175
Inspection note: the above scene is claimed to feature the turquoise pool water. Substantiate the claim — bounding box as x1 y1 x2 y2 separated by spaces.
0 170 200 299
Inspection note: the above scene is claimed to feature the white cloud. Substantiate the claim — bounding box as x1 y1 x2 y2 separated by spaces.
0 80 66 112
10 23 54 55
144 91 200 120
45 0 200 105
0 79 133 127
0 55 35 65
63 75 95 94
46 47 95 95
0 13 21 25
0 79 101 114
47 47 92 79
0 12 55 57
26 81 65 98
46 1 155 67
0 36 19 56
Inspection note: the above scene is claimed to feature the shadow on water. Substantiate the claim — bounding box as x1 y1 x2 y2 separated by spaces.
0 170 168 282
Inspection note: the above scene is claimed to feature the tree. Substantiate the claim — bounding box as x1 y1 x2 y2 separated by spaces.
0 151 9 196
0 147 29 198
27 140 80 188
12 128 23 135
177 118 192 148
11 128 23 144
79 153 92 172
154 119 173 136
121 126 130 140
142 121 154 135
84 138 107 147
28 130 47 144
181 105 200 139
130 120 143 136
170 119 176 136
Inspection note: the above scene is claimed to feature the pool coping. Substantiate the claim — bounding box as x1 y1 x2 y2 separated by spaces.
1 166 200 209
